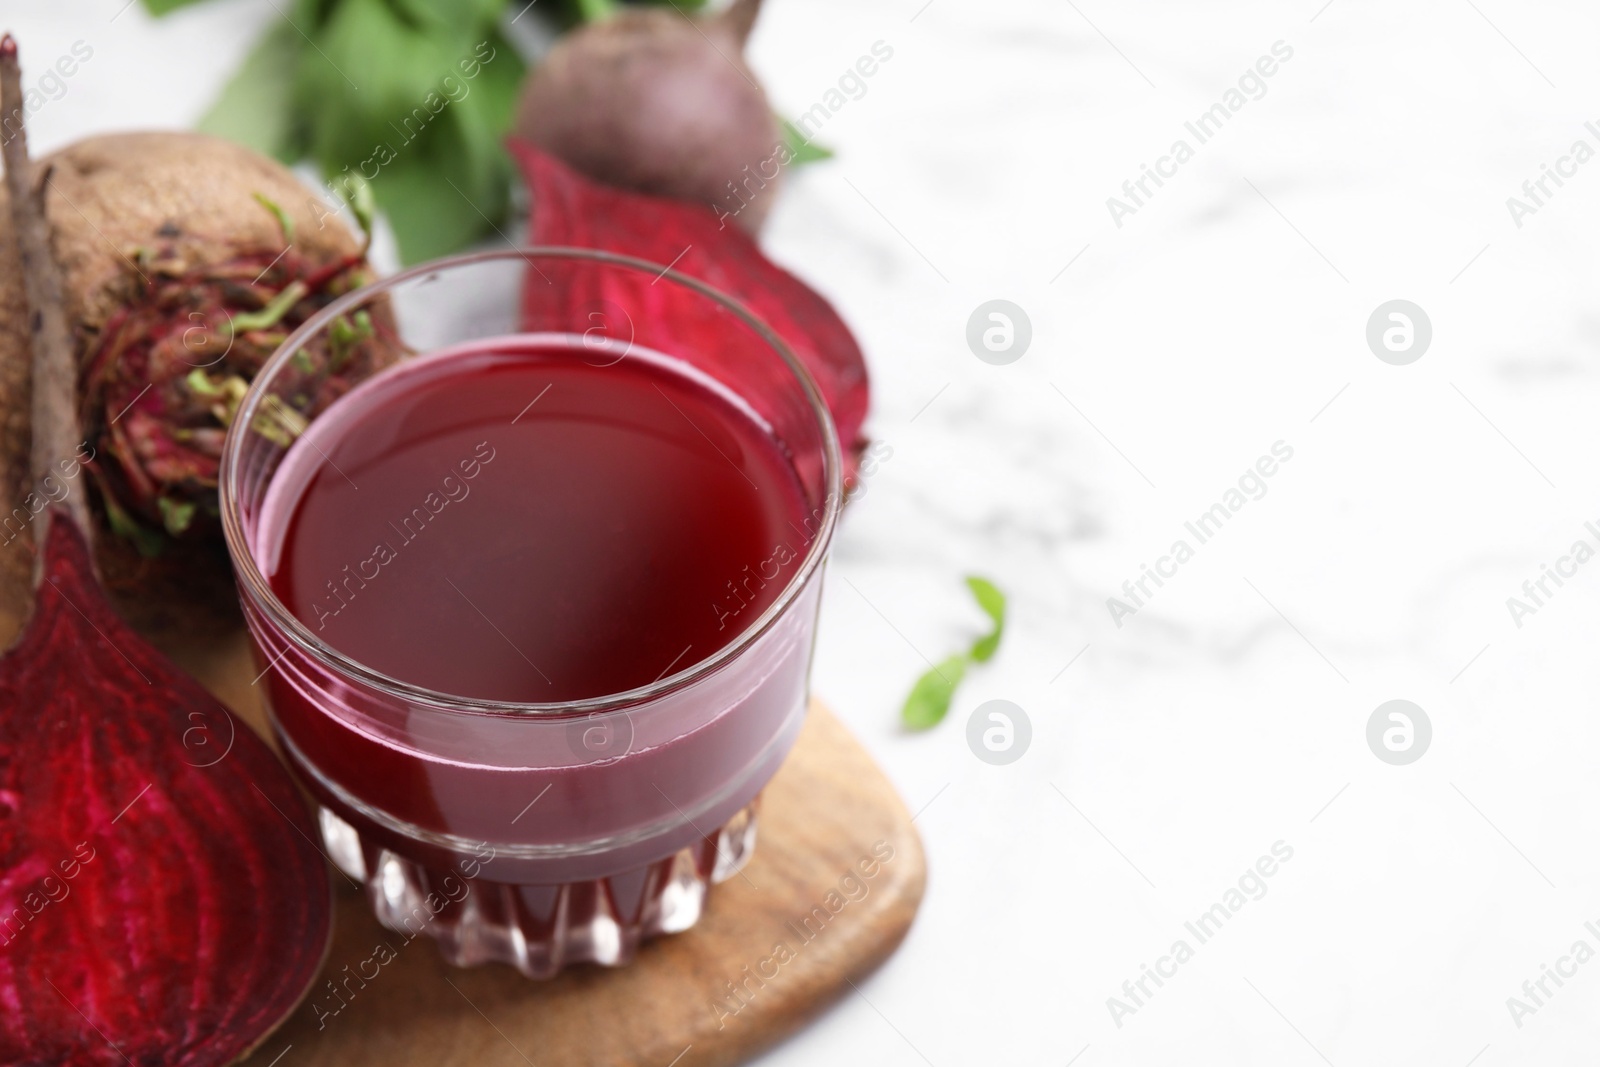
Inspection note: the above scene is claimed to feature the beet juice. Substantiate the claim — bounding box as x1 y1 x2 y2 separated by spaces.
261 340 807 703
228 254 840 979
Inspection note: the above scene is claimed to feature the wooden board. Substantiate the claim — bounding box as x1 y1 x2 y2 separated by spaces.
168 632 926 1067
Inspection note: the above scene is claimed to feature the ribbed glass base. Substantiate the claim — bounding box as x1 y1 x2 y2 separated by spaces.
318 802 759 978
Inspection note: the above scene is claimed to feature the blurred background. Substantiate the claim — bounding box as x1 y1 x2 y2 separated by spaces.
17 0 1600 1062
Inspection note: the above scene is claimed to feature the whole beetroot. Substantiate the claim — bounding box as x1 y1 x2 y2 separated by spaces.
0 132 389 651
513 0 784 232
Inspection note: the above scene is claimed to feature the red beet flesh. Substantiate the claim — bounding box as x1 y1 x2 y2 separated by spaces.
510 141 870 483
0 516 331 1065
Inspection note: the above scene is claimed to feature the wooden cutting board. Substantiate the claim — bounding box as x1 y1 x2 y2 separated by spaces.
167 631 926 1067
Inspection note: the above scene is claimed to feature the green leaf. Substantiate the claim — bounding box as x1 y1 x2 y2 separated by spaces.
574 0 622 20
295 0 468 167
379 30 522 260
895 575 1007 729
901 655 969 731
196 18 306 162
457 28 526 136
390 0 516 31
965 575 1006 663
370 155 496 263
292 1 522 260
292 0 341 29
781 117 834 165
141 0 218 14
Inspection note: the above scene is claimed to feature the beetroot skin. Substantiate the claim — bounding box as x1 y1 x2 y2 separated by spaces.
0 517 331 1065
513 0 783 232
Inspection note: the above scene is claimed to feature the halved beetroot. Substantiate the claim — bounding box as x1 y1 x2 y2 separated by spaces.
510 140 870 482
0 518 331 1066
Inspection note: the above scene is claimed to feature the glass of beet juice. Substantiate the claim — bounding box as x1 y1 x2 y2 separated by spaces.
219 249 841 977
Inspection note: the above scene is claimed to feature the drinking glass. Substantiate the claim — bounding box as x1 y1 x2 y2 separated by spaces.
219 248 841 977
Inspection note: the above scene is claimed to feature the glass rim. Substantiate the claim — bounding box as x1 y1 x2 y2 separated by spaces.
219 245 844 718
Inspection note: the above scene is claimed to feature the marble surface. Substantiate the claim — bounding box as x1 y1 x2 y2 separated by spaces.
16 1 1600 1063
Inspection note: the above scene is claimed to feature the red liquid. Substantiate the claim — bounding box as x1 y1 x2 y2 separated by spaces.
250 337 823 893
263 338 808 703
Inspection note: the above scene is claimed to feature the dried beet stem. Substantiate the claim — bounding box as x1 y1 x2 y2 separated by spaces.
0 34 90 561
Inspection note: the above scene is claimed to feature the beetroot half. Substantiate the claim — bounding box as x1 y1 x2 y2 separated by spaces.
0 36 330 1066
510 140 870 482
0 520 331 1066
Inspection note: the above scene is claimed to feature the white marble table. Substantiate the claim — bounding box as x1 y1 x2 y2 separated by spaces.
16 1 1600 1063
